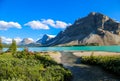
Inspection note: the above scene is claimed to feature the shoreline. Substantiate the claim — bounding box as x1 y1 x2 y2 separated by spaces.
48 51 120 64
55 51 120 81
45 51 62 63
73 51 120 57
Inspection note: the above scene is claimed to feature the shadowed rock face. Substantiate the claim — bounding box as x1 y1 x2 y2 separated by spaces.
45 12 120 46
36 34 55 45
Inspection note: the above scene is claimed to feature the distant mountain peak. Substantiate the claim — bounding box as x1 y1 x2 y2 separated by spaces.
43 34 55 38
36 34 55 44
89 12 98 16
20 38 34 45
88 12 103 16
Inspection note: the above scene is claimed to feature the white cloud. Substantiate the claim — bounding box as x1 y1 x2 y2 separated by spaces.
24 19 71 29
55 21 71 28
42 19 71 28
0 36 22 44
14 37 22 44
0 21 21 30
1 36 12 44
27 38 34 42
24 20 49 30
42 19 55 27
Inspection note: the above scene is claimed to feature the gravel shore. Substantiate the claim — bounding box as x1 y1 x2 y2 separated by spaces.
48 51 120 81
73 51 120 57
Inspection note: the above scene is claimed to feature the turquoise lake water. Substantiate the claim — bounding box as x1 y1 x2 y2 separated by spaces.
3 46 120 52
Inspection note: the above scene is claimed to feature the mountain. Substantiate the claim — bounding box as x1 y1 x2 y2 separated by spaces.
36 34 55 45
20 38 34 45
45 12 120 46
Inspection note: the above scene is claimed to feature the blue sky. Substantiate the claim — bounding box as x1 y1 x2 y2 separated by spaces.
0 0 120 43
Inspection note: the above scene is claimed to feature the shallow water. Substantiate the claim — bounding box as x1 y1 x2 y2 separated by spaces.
3 45 120 52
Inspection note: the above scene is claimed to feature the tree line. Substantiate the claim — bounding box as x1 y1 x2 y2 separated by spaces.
0 38 17 54
0 38 73 81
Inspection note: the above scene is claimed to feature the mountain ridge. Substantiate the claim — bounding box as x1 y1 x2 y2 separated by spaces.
44 12 120 46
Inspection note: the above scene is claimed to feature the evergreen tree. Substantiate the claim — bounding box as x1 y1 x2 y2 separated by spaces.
8 39 17 54
0 38 3 54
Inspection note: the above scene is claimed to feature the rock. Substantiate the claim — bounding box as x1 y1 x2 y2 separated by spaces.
45 12 120 46
36 34 55 45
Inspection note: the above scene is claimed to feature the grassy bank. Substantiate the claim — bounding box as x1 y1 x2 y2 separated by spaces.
81 53 120 75
0 50 72 81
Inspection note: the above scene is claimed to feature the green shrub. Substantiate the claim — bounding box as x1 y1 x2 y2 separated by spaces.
0 38 3 54
0 51 72 81
81 55 120 75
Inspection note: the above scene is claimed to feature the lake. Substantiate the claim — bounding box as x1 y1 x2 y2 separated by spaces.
3 45 120 52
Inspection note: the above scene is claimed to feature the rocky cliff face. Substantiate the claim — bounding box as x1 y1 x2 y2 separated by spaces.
45 12 120 46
